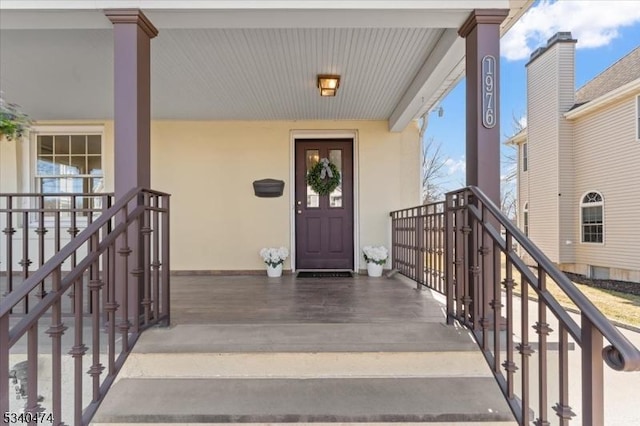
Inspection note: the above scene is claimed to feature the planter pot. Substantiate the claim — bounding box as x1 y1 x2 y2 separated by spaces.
266 263 283 277
366 262 383 277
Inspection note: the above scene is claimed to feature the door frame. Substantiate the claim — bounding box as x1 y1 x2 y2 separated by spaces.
289 129 359 272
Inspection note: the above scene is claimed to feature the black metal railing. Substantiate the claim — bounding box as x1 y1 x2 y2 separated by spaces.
390 186 640 426
390 202 445 293
0 187 170 425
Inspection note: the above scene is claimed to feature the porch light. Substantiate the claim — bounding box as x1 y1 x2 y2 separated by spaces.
317 75 340 97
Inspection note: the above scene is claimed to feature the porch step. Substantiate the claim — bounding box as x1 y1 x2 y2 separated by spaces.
92 323 516 424
117 323 490 379
91 377 516 425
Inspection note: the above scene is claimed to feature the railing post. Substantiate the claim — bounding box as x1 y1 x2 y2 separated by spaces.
416 208 425 289
161 194 171 325
582 314 604 426
0 314 9 415
47 266 66 425
444 194 454 324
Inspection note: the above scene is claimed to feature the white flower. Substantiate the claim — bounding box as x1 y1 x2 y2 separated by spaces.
363 245 388 265
260 247 289 267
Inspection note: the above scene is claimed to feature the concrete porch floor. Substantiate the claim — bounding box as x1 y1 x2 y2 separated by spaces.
92 273 517 425
167 273 446 324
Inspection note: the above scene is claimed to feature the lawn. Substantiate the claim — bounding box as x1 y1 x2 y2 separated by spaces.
504 262 640 329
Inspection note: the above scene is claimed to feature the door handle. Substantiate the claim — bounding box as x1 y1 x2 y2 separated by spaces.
297 210 302 214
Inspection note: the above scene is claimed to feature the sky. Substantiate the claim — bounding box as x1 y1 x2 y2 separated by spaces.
424 0 640 192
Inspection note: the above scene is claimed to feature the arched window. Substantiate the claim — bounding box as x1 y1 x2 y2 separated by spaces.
523 202 529 237
581 192 603 243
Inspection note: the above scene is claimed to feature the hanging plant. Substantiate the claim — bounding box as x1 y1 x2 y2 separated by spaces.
306 157 341 195
0 94 32 141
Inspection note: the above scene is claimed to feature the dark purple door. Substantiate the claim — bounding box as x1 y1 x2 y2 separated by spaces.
295 139 354 270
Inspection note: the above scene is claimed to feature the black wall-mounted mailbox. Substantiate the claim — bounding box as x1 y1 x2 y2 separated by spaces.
253 179 285 198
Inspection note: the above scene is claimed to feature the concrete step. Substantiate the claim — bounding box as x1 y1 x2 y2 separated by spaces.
118 323 490 380
93 322 517 424
91 377 517 425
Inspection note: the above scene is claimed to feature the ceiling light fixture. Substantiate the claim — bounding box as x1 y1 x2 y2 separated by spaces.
317 75 340 97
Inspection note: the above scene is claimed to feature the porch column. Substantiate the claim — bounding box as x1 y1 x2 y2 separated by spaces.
105 9 158 198
458 9 508 204
106 9 158 329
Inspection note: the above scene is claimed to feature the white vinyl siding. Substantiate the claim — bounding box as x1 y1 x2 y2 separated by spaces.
637 95 640 140
573 97 640 271
556 42 576 263
526 42 575 262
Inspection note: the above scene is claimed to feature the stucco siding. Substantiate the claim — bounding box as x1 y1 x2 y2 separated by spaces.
573 96 640 272
526 47 560 261
1 120 420 272
151 120 421 271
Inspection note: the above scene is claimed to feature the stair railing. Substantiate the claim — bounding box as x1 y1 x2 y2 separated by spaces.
391 186 640 426
445 186 640 426
0 187 170 426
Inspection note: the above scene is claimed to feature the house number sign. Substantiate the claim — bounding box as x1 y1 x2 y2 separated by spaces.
482 55 496 129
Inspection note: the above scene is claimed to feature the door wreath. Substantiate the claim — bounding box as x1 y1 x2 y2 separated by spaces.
306 158 341 195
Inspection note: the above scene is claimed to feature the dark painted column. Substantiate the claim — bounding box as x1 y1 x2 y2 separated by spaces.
459 10 508 335
106 10 158 329
459 9 508 205
105 9 158 198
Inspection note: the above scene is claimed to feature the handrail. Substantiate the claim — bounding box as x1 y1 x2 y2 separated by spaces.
466 185 640 372
0 187 141 316
1 186 171 425
7 208 144 346
391 185 640 425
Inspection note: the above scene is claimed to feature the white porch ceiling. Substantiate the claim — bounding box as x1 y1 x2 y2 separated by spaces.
0 1 532 131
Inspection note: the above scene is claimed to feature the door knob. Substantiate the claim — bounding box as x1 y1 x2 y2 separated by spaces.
297 210 302 214
297 201 302 205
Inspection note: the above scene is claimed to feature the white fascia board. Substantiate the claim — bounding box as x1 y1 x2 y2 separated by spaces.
564 79 640 121
388 28 464 132
504 128 527 145
0 8 477 30
0 1 509 10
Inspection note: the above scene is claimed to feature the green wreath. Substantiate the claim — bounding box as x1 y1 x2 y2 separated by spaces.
306 158 341 195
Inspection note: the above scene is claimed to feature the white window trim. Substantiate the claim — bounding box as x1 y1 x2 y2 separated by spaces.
24 125 106 228
579 191 605 245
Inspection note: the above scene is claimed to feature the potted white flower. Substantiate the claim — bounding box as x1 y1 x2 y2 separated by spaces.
363 245 388 277
259 247 289 277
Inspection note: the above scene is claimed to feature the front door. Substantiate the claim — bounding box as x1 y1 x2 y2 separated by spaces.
295 139 354 270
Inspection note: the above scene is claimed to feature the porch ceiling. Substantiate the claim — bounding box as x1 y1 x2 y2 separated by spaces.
0 1 531 131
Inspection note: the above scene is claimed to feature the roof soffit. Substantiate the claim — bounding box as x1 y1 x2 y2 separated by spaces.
0 1 530 130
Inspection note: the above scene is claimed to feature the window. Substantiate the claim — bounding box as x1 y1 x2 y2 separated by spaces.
522 143 528 172
581 191 603 243
523 202 529 237
35 132 103 215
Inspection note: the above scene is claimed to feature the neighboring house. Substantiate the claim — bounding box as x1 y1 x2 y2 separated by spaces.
508 33 640 282
0 1 530 275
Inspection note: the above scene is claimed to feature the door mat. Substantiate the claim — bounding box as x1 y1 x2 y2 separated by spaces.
297 271 353 278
